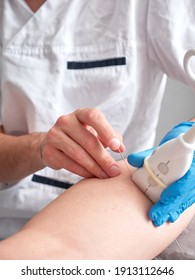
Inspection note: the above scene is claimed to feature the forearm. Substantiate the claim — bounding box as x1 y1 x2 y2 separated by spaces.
0 129 46 182
0 161 194 259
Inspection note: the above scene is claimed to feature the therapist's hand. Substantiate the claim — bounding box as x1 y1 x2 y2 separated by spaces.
128 121 195 226
40 108 125 179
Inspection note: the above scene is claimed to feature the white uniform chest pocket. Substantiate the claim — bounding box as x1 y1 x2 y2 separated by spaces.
61 43 130 113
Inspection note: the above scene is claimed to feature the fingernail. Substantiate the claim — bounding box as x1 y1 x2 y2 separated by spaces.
120 143 125 152
110 138 121 151
109 165 121 177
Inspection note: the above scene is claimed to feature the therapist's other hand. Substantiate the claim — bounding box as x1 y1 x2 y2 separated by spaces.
40 108 125 179
128 121 195 226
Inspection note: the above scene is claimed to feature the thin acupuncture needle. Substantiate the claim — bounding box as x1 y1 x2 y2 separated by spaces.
118 148 132 177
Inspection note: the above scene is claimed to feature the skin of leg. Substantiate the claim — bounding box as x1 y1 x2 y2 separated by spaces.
0 160 194 260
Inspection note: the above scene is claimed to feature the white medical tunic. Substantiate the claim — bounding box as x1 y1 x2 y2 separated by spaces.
0 0 195 250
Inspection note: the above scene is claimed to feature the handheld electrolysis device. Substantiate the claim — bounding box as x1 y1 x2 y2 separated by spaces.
131 50 195 203
132 124 195 203
183 49 195 82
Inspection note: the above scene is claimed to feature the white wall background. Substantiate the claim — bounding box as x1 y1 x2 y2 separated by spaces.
155 78 195 145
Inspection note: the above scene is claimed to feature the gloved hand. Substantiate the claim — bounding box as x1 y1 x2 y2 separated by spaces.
128 122 195 226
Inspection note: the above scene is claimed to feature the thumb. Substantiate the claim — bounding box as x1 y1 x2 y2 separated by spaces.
127 148 154 168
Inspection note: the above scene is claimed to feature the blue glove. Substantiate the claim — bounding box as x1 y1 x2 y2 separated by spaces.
128 122 195 226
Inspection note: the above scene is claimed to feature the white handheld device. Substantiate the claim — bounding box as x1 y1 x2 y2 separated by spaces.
132 125 195 203
183 49 195 82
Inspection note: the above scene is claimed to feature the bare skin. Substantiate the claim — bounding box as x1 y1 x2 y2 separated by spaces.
25 0 46 12
0 161 194 260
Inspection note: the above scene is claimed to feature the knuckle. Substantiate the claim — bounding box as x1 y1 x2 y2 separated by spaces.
56 115 71 127
47 127 56 139
86 108 102 122
73 150 86 165
75 108 82 115
86 135 99 150
100 152 114 167
89 163 101 177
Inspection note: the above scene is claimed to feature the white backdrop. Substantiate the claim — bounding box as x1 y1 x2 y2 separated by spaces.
155 78 195 145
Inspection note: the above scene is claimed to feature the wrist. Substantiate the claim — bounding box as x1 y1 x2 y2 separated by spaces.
0 131 47 182
29 132 47 170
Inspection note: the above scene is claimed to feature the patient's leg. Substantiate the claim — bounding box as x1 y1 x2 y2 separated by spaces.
0 161 194 259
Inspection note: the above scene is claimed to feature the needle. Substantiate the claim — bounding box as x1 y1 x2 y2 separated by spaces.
118 148 132 177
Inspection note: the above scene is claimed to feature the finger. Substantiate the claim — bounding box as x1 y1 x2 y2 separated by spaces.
76 108 125 151
99 131 125 152
148 201 171 226
127 148 154 168
160 181 185 204
149 212 170 226
85 125 123 150
149 191 193 226
168 209 182 223
181 190 195 210
46 126 110 179
85 125 98 138
70 125 121 178
57 113 121 178
115 131 125 152
42 145 94 178
167 189 195 223
160 175 194 204
168 198 194 223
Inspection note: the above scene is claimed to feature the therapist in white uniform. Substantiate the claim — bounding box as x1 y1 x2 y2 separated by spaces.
0 0 195 249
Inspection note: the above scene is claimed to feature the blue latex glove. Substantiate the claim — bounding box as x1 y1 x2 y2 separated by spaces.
128 121 195 226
